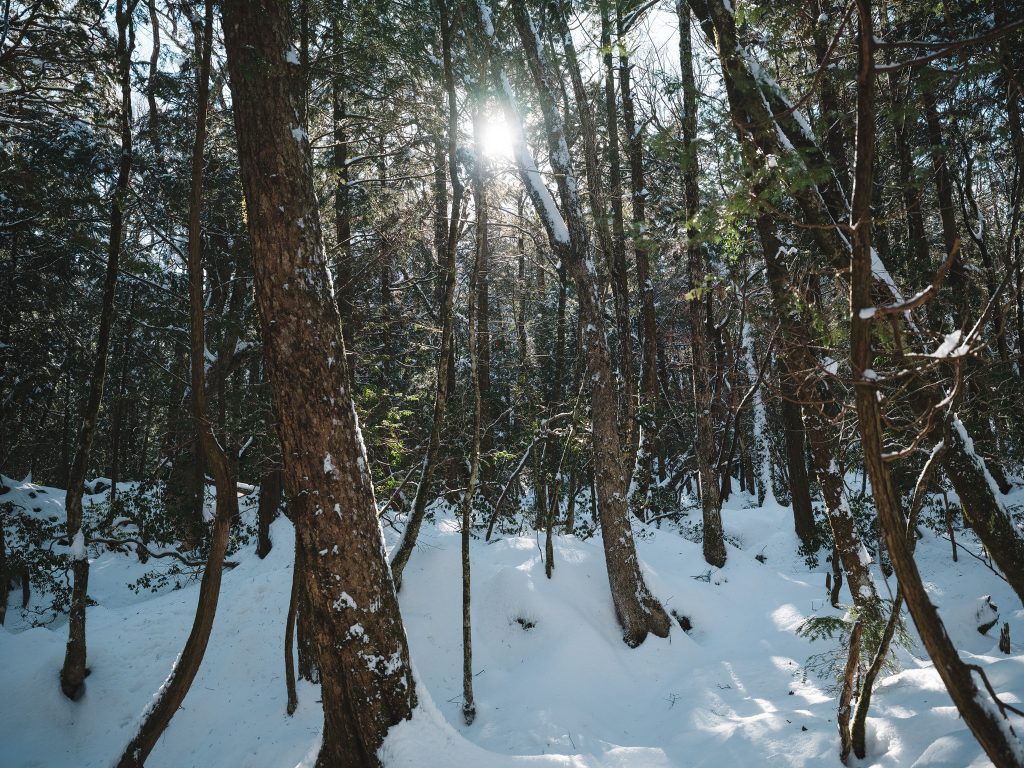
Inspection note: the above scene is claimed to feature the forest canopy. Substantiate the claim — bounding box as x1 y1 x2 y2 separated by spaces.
2 0 1024 766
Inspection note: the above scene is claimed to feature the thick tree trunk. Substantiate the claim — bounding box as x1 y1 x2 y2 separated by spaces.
60 0 136 701
222 1 417 764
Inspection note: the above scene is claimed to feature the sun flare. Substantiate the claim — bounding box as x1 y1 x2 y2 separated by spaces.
478 113 515 159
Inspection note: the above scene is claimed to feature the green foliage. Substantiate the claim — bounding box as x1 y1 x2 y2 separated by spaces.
797 598 914 693
2 501 75 626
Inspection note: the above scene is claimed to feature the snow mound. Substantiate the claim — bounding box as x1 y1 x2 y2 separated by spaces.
1 481 1022 766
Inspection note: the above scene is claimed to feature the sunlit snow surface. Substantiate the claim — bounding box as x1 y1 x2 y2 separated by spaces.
1 475 1022 767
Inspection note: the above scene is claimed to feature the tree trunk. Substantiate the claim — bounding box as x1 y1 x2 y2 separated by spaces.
114 4 237 765
460 103 489 726
389 12 464 591
60 0 136 701
849 11 1024 764
476 0 671 647
942 420 1024 604
600 2 637 462
0 512 8 626
691 0 879 605
284 531 300 715
678 0 726 567
779 373 816 543
333 7 356 377
619 8 660 510
257 466 283 559
222 1 417 763
115 6 239 763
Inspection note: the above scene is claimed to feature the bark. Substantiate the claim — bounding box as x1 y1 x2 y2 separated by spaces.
295 539 319 683
943 420 1024 604
476 0 671 647
285 531 299 715
389 10 463 591
921 77 965 285
838 620 861 764
849 9 1024 764
222 1 417 764
619 7 660 508
461 105 489 726
678 0 725 567
333 8 356 375
778 374 815 544
600 2 637 458
257 466 283 559
60 0 136 701
0 512 8 626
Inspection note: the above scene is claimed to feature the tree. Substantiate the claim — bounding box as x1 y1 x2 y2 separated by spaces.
221 1 416 765
473 0 671 647
848 4 1023 763
60 0 139 701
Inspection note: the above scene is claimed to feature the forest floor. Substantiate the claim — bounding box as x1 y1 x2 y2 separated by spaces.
1 476 1022 767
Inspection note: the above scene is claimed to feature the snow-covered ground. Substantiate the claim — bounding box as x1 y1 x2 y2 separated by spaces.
1 476 1022 767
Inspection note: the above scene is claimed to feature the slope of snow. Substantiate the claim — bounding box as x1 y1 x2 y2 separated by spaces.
1 478 1022 767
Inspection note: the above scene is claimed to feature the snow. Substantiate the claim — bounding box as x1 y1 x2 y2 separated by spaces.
2 477 1023 767
859 307 877 320
870 247 906 305
952 416 1008 510
476 0 495 38
930 330 971 359
70 528 86 560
